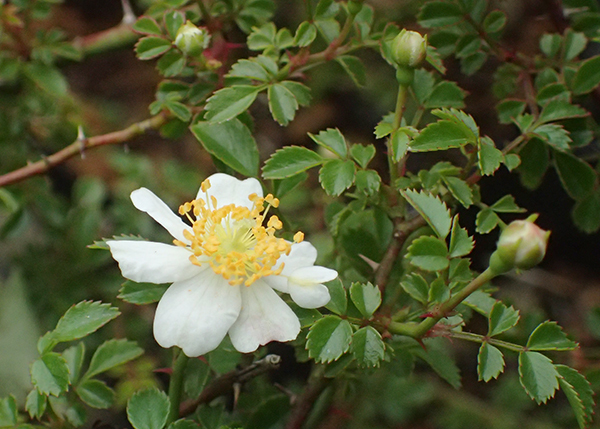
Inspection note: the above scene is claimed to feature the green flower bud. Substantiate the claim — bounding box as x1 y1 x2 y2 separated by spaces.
174 21 210 57
489 215 550 275
391 29 427 68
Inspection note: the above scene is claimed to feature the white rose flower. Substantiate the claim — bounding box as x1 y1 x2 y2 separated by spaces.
107 173 337 357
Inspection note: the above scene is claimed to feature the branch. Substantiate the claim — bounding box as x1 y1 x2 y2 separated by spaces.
0 112 169 188
179 354 281 416
284 365 330 429
73 23 139 57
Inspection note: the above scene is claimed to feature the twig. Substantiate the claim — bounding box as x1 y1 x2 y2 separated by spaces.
284 365 330 429
179 354 281 416
0 112 169 188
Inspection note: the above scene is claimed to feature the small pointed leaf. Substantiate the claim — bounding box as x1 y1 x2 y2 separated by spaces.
306 315 352 363
518 351 559 404
402 189 452 239
349 282 381 318
527 321 578 351
477 343 505 382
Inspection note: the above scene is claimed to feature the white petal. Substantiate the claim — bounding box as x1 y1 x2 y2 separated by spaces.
289 283 331 309
228 281 300 353
196 173 263 210
153 274 242 357
276 241 318 275
107 240 203 284
130 188 192 243
261 274 289 293
289 266 338 285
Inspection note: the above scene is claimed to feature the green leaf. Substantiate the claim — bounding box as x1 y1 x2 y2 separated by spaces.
540 33 562 58
118 281 168 305
127 388 170 429
412 69 436 104
407 235 449 271
401 189 452 239
31 352 70 396
165 101 192 122
449 216 474 258
461 51 487 75
533 124 571 151
268 83 298 126
538 100 588 123
324 278 347 315
390 129 410 161
349 282 381 318
573 191 600 233
426 81 467 109
401 273 429 304
350 144 376 168
483 10 507 33
564 30 587 61
478 136 503 176
24 62 68 96
76 379 115 409
228 58 271 81
475 208 500 234
204 85 262 123
572 55 600 94
554 151 596 199
247 22 276 50
488 302 520 336
52 301 120 343
464 290 496 316
351 326 385 367
477 343 505 382
293 21 317 47
429 277 450 303
191 119 259 177
504 153 521 171
335 55 366 86
273 172 308 198
263 146 323 179
133 17 163 36
556 365 595 428
63 342 85 384
497 99 527 124
135 36 171 60
183 358 210 399
527 321 578 351
0 395 17 426
536 83 570 105
319 160 356 196
168 420 202 429
280 80 312 106
519 351 559 404
418 1 463 28
26 390 47 419
490 194 526 213
355 169 381 195
157 51 186 77
413 338 462 388
443 176 473 208
411 120 476 152
164 11 184 39
84 339 143 379
518 138 549 189
309 128 348 158
306 315 352 363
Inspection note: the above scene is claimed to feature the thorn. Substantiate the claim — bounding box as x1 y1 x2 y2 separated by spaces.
358 253 379 271
232 382 241 410
76 125 87 159
120 0 136 25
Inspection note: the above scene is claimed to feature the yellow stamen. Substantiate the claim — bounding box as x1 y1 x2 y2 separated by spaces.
177 187 298 287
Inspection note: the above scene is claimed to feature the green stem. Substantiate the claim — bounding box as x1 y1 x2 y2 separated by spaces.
447 331 526 353
389 268 497 338
167 349 189 425
387 79 410 184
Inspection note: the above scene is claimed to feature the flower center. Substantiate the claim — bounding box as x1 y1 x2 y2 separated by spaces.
174 179 304 287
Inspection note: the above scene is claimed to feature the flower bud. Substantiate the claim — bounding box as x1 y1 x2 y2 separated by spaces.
174 21 210 57
489 215 550 274
391 29 427 69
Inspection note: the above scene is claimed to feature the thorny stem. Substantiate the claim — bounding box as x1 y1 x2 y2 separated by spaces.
447 331 527 353
73 23 138 57
388 268 496 338
0 113 168 188
167 350 189 425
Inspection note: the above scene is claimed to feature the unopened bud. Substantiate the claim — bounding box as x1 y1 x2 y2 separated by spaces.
391 29 427 69
489 215 550 274
174 21 210 57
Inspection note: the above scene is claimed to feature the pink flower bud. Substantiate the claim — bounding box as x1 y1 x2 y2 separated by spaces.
489 216 550 274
